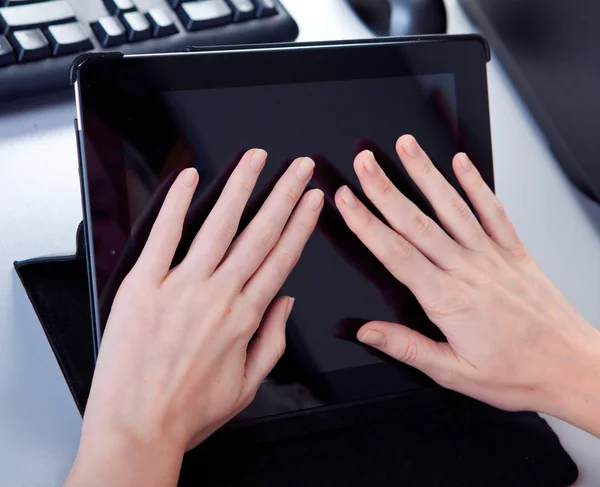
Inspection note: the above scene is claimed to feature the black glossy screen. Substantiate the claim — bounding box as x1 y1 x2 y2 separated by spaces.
79 40 493 421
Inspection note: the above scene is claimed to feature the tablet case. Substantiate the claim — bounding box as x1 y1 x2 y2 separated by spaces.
14 224 579 487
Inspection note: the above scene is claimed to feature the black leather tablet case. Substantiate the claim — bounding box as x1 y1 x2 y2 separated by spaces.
14 224 579 486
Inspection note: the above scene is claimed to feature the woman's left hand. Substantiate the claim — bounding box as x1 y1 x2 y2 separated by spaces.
66 150 323 487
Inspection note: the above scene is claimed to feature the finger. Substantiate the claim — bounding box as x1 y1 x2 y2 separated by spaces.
396 135 489 250
243 189 324 308
135 168 198 280
353 150 463 270
100 170 180 312
453 153 522 251
171 150 246 268
237 159 292 233
317 199 399 293
218 157 315 286
354 138 433 215
311 153 378 213
335 185 448 300
311 155 399 295
184 148 268 275
244 296 293 392
357 321 458 383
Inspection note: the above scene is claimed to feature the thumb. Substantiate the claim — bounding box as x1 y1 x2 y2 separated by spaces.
357 321 458 382
244 296 293 392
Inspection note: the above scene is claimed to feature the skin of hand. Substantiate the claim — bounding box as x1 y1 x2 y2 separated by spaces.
335 135 600 437
66 149 324 487
311 147 443 345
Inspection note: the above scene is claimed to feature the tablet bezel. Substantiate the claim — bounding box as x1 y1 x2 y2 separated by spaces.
74 36 493 425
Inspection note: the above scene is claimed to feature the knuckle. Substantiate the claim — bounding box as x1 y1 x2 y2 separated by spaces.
353 207 374 234
283 187 299 205
420 160 433 175
274 334 287 359
493 199 507 220
240 178 254 194
243 304 263 330
412 212 434 237
277 250 298 275
388 236 414 262
423 285 472 320
259 229 276 250
451 194 472 221
379 177 393 197
298 215 315 233
510 245 531 262
475 174 486 189
215 221 238 244
295 209 316 233
394 338 419 365
472 269 494 288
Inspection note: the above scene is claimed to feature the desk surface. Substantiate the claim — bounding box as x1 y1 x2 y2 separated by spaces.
0 1 598 485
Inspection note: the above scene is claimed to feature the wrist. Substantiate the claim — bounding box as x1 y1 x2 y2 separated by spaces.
541 326 600 436
66 423 185 487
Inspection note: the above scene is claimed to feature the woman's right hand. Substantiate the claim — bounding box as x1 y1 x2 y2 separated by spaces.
335 135 600 437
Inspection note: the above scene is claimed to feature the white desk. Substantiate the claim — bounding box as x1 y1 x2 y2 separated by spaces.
0 1 598 485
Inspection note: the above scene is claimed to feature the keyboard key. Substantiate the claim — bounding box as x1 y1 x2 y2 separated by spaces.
0 33 15 66
46 21 93 56
0 0 76 35
177 0 232 31
103 0 135 17
253 0 277 18
122 11 151 42
11 28 50 62
146 8 177 37
227 0 254 22
169 0 191 10
91 16 126 47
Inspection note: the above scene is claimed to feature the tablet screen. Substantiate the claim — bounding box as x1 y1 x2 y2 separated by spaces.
78 40 493 422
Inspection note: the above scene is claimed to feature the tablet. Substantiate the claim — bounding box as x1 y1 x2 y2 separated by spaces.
73 36 493 423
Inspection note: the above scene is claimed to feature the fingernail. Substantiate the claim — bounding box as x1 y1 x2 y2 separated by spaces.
250 149 268 173
296 157 315 182
285 297 295 321
361 151 377 176
308 189 324 211
403 135 421 158
183 168 198 187
358 330 387 347
459 153 471 171
336 186 357 208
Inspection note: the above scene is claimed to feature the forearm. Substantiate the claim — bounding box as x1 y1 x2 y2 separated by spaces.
65 428 184 487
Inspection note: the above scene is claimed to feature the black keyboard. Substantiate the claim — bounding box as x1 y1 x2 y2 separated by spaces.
0 0 298 101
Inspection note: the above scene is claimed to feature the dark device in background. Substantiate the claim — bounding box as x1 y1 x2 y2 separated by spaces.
460 0 600 204
347 0 447 36
0 0 298 101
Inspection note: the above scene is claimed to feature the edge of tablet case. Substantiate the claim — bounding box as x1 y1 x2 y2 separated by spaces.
69 35 491 85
